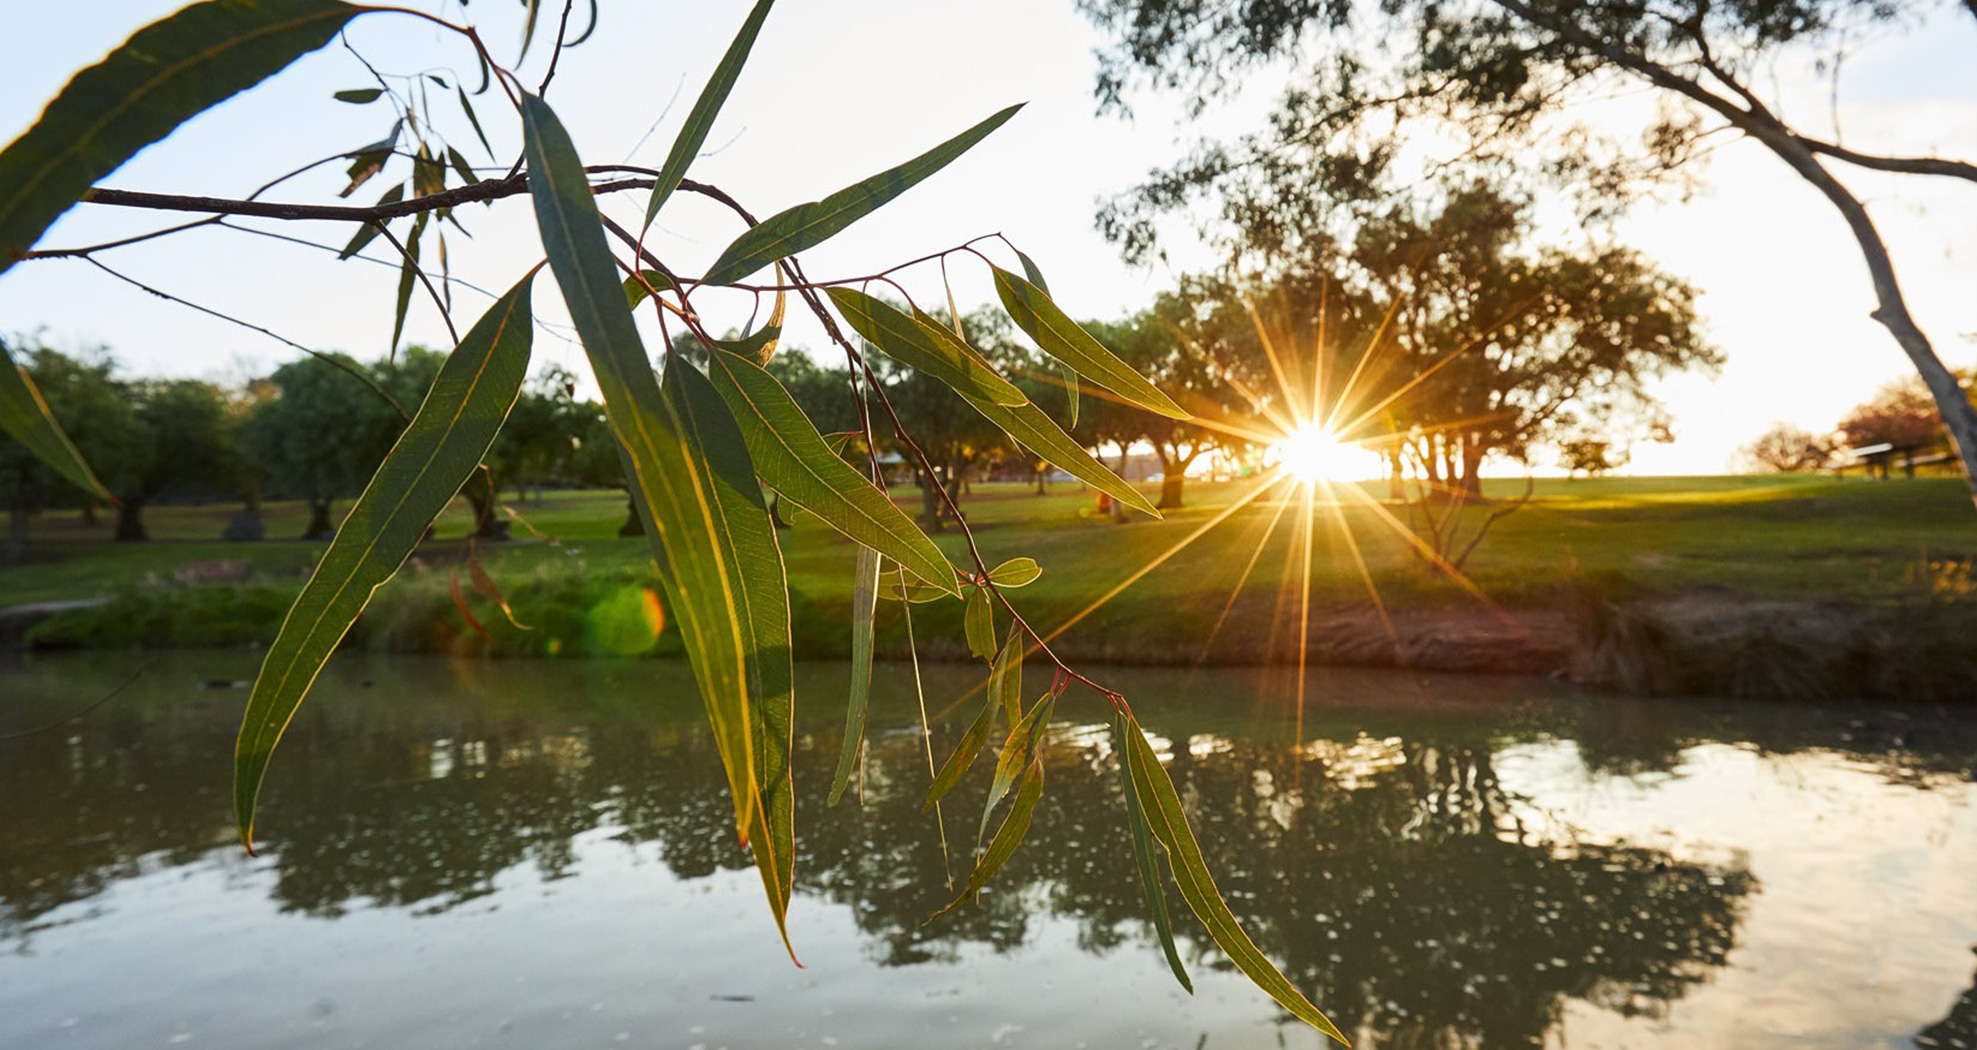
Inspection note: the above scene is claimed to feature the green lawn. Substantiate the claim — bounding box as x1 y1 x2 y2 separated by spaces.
5 473 1973 658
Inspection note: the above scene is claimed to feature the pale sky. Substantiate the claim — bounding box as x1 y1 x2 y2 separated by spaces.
2 1 1973 475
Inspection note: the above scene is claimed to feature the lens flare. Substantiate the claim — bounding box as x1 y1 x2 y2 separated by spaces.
1271 425 1371 483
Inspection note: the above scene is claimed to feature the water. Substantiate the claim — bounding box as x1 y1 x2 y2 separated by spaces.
3 652 1975 1050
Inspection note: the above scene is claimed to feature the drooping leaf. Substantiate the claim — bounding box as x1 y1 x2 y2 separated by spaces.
234 273 535 847
706 348 955 593
989 627 1024 725
994 267 1187 420
1015 248 1050 293
445 145 480 186
1113 710 1191 993
448 566 493 641
829 544 881 806
931 755 1044 920
0 336 114 502
457 85 494 159
713 265 785 366
1120 715 1347 1043
521 92 794 951
339 184 402 259
666 359 796 953
0 0 360 275
703 104 1022 285
1058 362 1080 429
982 692 1054 839
827 287 1026 408
964 585 995 660
469 543 530 629
923 677 999 812
986 556 1041 588
641 0 775 233
333 86 382 103
966 393 1160 517
389 211 428 353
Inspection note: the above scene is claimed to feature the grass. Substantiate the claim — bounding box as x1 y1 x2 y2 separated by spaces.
6 473 1975 669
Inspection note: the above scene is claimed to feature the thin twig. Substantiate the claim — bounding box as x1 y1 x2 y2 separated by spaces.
0 662 151 743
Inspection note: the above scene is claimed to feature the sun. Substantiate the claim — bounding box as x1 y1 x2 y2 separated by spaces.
1270 425 1371 484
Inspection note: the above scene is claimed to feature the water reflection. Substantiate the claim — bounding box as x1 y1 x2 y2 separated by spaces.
2 655 1974 1049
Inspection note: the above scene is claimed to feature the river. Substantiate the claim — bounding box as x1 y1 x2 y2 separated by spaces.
3 652 1975 1049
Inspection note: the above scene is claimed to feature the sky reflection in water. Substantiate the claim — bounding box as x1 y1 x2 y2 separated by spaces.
2 653 1975 1049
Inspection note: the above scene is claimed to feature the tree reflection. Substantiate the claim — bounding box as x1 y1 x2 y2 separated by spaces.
0 661 1774 1048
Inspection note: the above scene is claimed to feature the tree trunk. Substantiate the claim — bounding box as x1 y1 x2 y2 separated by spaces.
1388 448 1405 501
1034 465 1046 495
1157 473 1186 509
5 504 29 564
114 497 147 542
1455 437 1486 498
80 500 98 527
301 498 335 541
468 476 509 541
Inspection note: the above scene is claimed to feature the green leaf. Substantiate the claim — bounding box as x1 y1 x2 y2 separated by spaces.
703 104 1022 285
1058 361 1080 429
706 349 956 593
712 265 786 366
0 337 114 502
877 573 953 603
982 692 1053 838
964 585 995 660
989 627 1024 725
931 755 1044 920
993 266 1187 420
0 0 360 276
827 287 1026 408
389 211 428 353
234 273 536 847
641 0 775 233
986 556 1041 588
445 145 479 186
923 676 999 813
622 269 675 308
829 544 881 806
338 184 402 259
1113 710 1192 993
457 85 494 159
1121 715 1347 1042
333 87 382 103
967 393 1160 518
521 91 795 952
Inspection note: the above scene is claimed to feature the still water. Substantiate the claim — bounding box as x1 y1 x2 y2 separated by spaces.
3 652 1975 1050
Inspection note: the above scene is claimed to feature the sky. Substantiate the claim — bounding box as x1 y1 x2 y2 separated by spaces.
2 0 1974 475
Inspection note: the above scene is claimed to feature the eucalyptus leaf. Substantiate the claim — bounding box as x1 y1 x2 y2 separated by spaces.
642 0 775 232
994 266 1187 420
1113 710 1192 993
235 273 536 848
981 692 1054 839
1121 715 1347 1042
0 336 114 502
0 0 360 276
964 586 995 660
829 544 881 806
923 678 999 813
931 755 1044 920
986 556 1041 588
703 104 1022 285
333 87 383 103
521 91 794 952
827 287 1026 408
706 349 955 593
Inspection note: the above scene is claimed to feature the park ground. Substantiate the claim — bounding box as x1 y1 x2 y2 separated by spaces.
4 473 1975 700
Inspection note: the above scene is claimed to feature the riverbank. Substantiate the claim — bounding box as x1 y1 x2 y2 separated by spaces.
6 475 1976 701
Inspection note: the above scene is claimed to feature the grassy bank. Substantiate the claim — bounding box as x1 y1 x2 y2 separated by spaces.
7 474 1976 697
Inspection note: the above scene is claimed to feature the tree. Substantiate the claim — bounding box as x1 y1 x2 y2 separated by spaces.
241 353 405 540
108 378 235 541
0 2 1337 1036
1738 422 1835 473
1559 437 1626 477
1838 376 1951 451
1081 0 1977 509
